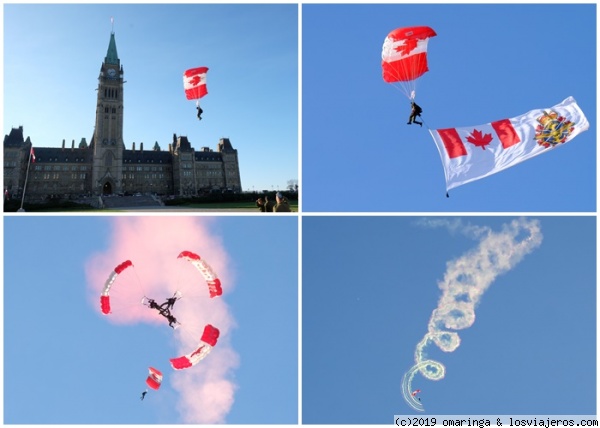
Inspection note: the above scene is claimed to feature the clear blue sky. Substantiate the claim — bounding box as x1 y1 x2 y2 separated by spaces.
302 216 596 423
303 4 596 212
4 215 298 424
3 4 298 192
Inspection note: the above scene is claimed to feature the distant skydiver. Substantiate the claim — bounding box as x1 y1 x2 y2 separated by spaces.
197 105 203 120
140 390 148 401
407 101 423 127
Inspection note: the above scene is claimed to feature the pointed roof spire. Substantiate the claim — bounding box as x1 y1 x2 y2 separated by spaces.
105 21 119 66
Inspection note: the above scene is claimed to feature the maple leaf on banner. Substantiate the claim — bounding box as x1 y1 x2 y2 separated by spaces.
466 129 493 150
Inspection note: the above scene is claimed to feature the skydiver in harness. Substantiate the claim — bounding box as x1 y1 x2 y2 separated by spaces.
196 102 203 121
166 313 180 329
159 293 180 313
140 389 148 401
146 298 161 311
145 297 177 327
407 101 423 127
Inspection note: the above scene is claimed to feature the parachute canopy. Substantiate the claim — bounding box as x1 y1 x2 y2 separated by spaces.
170 324 220 370
100 260 133 315
146 367 163 390
381 26 437 99
411 389 421 396
177 250 222 298
183 67 209 101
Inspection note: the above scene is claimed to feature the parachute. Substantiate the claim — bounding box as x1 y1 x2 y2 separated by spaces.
411 389 421 397
177 250 223 298
183 67 209 100
146 367 163 390
100 260 133 314
170 324 220 370
381 26 437 100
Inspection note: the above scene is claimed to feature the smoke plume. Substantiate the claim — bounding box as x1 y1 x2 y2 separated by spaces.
403 218 542 411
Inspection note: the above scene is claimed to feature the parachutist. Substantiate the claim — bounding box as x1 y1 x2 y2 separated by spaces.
159 294 179 313
146 298 161 311
407 101 423 127
141 390 147 401
197 105 203 120
167 313 179 329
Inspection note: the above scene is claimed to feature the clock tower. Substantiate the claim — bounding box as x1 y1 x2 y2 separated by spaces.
92 31 125 195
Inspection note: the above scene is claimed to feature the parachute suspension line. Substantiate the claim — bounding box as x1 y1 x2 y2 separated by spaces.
385 62 415 101
174 255 187 297
177 320 205 346
131 265 150 305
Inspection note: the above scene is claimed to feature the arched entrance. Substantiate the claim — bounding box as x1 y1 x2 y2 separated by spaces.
102 181 113 195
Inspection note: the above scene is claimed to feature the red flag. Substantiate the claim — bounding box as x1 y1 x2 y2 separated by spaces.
30 147 36 163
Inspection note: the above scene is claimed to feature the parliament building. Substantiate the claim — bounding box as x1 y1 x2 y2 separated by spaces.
3 31 242 202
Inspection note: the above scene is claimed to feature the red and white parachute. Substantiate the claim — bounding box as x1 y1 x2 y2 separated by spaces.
411 389 421 397
146 367 163 390
381 26 437 100
170 324 220 370
100 260 133 314
177 250 222 298
183 66 209 111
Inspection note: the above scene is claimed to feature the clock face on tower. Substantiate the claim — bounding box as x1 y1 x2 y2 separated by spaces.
107 68 117 79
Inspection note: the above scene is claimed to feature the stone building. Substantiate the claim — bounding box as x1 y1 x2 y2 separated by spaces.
3 30 241 202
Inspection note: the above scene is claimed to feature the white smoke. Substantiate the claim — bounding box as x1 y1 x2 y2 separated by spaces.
403 218 542 411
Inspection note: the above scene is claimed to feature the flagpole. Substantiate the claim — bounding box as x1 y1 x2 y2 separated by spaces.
18 146 33 212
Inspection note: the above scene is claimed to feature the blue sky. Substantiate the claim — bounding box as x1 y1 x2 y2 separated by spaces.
302 216 596 423
302 4 596 212
4 215 298 424
3 4 298 193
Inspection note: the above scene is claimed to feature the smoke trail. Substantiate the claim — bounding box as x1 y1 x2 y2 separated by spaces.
403 218 542 411
85 217 239 423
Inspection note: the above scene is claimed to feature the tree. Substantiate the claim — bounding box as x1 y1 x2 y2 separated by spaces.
287 179 298 192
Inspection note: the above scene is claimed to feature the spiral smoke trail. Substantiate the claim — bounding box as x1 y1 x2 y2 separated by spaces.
402 218 542 411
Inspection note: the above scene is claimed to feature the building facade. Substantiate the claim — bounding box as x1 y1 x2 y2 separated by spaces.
4 31 241 202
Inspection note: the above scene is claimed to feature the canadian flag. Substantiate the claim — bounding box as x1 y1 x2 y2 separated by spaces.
429 96 589 191
183 66 208 100
30 146 36 163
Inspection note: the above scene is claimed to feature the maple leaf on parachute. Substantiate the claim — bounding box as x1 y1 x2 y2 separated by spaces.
381 26 437 100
